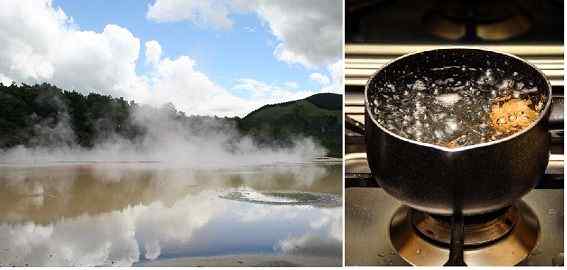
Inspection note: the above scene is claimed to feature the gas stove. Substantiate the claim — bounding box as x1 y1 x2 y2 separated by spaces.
345 0 563 266
345 83 563 266
345 187 563 266
345 84 563 266
346 127 563 266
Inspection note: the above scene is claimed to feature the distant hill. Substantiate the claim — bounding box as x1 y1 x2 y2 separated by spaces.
238 93 342 157
305 93 342 110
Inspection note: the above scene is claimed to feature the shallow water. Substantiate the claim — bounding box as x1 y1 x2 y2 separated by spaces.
0 162 342 267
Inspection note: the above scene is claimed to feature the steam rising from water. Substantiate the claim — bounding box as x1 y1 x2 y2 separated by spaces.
0 105 326 166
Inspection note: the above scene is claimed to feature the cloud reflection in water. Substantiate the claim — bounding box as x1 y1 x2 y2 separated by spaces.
0 164 341 266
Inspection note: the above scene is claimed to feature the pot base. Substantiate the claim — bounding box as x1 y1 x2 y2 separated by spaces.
389 201 540 266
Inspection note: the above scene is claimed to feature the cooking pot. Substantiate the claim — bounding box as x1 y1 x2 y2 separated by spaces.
364 48 553 216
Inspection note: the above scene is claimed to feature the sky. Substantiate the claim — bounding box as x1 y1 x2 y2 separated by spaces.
0 0 343 117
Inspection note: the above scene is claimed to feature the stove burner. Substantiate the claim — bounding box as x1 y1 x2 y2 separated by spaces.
389 201 540 266
412 206 518 247
423 0 532 41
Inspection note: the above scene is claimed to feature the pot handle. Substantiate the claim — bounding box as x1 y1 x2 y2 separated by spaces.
548 96 564 130
346 115 365 135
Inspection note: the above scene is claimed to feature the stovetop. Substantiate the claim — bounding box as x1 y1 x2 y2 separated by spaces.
344 74 564 266
344 0 564 266
344 93 564 266
345 188 564 266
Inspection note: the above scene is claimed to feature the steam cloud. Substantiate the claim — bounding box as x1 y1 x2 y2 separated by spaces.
0 101 327 166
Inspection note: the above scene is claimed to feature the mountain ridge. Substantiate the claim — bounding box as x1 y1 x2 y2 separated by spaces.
239 92 342 157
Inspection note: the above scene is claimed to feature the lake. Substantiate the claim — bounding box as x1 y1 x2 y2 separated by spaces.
0 162 342 267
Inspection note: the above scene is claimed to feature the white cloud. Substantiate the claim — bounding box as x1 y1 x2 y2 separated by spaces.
0 0 148 101
284 81 298 89
145 0 342 69
310 73 330 86
146 0 245 29
307 60 343 94
141 44 319 116
243 26 256 33
0 0 342 118
0 0 66 83
254 1 342 68
0 0 248 116
321 60 344 93
232 78 318 104
52 25 143 97
145 53 254 116
144 40 162 66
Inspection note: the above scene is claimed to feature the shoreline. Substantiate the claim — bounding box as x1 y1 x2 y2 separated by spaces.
135 254 341 267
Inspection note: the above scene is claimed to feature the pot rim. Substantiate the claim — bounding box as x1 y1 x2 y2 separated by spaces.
364 47 553 153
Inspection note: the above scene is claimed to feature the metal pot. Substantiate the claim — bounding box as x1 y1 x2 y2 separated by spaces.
364 48 553 216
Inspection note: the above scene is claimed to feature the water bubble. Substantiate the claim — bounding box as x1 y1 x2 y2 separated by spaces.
498 79 514 91
412 80 426 91
445 119 459 134
372 107 380 115
521 87 538 94
434 129 445 140
435 93 462 107
369 65 543 147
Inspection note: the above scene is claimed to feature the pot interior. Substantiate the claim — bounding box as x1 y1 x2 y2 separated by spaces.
365 48 551 150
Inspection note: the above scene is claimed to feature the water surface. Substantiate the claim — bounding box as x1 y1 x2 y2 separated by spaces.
0 162 342 266
369 67 545 148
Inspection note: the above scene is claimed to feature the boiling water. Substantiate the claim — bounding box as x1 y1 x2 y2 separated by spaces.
368 67 546 148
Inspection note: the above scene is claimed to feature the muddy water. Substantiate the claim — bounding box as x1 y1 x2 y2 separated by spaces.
0 162 342 267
